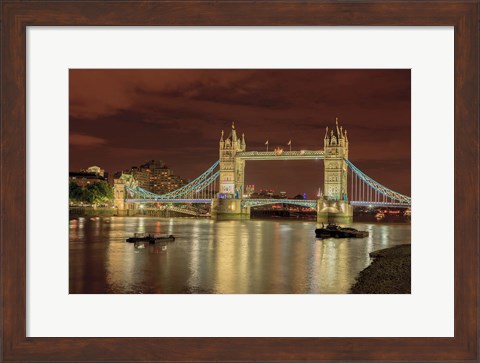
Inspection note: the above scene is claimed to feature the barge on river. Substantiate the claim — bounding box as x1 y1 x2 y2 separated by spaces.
126 233 175 243
315 224 368 239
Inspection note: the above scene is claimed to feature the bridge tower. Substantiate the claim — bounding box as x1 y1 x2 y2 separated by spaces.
212 122 250 219
114 174 138 216
317 118 353 222
114 177 127 216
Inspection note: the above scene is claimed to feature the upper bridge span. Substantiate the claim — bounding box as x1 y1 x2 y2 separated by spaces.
236 150 324 161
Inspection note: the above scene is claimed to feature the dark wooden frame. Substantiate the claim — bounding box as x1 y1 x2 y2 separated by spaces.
1 1 478 361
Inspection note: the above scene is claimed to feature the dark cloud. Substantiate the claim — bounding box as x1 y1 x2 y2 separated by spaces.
69 69 411 196
70 133 107 147
133 76 292 110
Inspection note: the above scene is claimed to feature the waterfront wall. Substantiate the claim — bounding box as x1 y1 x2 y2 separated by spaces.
69 207 117 217
69 207 206 218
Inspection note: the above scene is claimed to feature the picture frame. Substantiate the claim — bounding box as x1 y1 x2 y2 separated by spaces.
1 1 478 361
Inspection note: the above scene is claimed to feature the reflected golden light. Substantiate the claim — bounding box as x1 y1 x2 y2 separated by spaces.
71 216 411 294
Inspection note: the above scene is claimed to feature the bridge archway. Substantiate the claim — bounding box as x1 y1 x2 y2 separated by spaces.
242 199 317 209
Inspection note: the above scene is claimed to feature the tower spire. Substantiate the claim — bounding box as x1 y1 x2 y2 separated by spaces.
220 130 224 141
231 122 237 141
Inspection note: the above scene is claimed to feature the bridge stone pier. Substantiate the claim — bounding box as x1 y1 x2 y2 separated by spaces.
211 199 251 219
317 199 353 223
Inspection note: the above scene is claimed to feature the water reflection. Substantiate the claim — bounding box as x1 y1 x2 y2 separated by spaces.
69 217 411 294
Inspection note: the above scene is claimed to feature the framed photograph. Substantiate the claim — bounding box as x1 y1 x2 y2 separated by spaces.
1 1 478 361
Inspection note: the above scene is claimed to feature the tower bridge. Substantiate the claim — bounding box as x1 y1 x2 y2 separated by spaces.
115 119 411 221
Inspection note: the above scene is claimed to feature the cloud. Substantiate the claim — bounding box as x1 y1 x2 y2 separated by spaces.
70 133 107 147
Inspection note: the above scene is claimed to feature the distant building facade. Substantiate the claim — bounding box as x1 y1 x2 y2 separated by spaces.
84 165 105 177
69 171 107 188
118 159 189 195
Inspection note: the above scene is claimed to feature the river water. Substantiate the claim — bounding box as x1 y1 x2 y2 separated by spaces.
69 217 410 294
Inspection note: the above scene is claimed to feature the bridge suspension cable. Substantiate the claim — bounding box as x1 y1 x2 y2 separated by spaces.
345 159 411 205
125 160 220 200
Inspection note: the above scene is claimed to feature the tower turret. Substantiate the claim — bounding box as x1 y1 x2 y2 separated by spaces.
218 123 246 199
231 122 237 142
219 130 224 149
323 117 349 201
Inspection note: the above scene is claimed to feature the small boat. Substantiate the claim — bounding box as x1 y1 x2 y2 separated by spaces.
134 242 147 249
126 233 175 243
315 224 368 238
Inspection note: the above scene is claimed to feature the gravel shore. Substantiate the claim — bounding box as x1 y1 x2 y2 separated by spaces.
350 244 411 294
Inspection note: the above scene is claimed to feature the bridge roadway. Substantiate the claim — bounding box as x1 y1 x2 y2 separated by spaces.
235 150 324 160
242 199 317 209
126 198 212 204
125 198 410 208
349 201 411 208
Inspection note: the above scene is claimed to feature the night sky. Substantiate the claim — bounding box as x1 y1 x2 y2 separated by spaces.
69 69 411 198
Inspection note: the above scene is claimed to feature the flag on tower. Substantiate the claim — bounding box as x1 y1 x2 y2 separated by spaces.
287 140 291 145
265 140 269 145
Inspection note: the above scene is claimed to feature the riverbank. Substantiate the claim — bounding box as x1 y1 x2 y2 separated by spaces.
69 207 116 217
69 207 201 218
350 244 411 294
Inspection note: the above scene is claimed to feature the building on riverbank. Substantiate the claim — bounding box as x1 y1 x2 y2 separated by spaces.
116 159 189 196
69 171 107 188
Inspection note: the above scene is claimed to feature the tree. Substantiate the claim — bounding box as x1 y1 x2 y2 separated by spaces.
69 181 85 202
69 180 113 207
84 181 114 207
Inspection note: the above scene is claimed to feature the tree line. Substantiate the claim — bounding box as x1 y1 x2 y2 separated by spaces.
69 181 114 207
